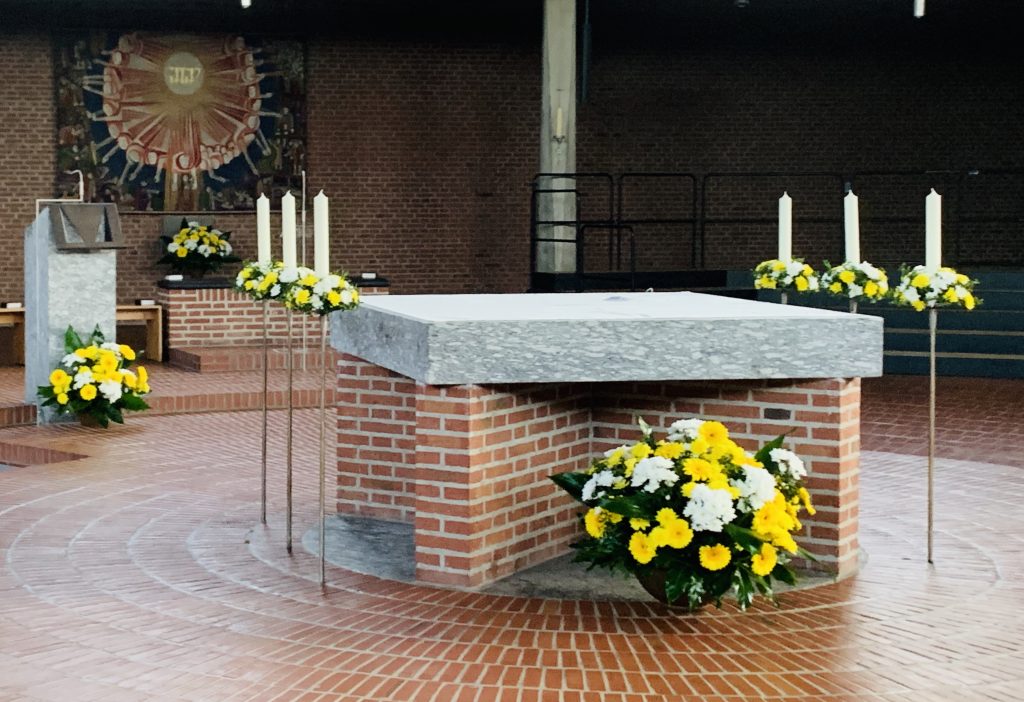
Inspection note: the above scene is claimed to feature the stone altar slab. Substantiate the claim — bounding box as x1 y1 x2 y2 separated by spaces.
331 292 883 385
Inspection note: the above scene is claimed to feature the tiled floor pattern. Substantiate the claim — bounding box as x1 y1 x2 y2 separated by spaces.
0 377 1022 701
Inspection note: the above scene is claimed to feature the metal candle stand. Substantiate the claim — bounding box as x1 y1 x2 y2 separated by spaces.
260 300 269 524
318 314 329 586
928 307 937 564
285 308 295 554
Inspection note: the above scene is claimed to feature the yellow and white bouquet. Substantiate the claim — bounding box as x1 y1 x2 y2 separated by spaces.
551 417 815 610
281 267 360 316
37 326 151 427
893 265 979 311
235 260 285 301
159 218 240 276
820 260 889 302
753 258 820 293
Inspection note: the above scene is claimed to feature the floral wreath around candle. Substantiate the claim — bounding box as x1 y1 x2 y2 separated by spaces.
820 260 889 302
550 417 815 610
281 266 361 316
893 265 979 311
159 219 241 275
234 260 285 301
37 325 151 428
753 258 820 293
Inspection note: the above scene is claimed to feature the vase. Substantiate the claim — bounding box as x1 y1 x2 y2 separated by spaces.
76 412 102 428
634 568 708 610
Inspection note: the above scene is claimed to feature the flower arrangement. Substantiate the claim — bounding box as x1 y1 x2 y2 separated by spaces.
235 260 285 301
159 218 240 276
281 267 360 316
37 325 151 427
820 260 889 302
551 417 815 610
893 265 979 311
753 259 820 293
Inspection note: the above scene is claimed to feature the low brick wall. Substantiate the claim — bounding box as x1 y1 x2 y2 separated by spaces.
155 284 389 351
337 354 862 588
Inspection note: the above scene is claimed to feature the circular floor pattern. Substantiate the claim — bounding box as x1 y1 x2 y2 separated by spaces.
1 403 1022 701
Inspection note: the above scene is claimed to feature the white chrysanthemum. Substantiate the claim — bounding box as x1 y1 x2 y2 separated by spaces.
184 239 198 251
98 379 122 403
683 483 737 532
582 469 618 502
340 288 354 305
270 284 281 297
73 368 94 390
848 282 863 298
62 352 82 367
934 269 956 287
166 242 179 253
311 295 324 310
630 456 679 493
901 285 920 303
786 260 804 277
769 447 807 479
730 466 777 511
279 267 300 283
187 220 200 228
863 263 882 280
222 242 232 255
667 417 703 442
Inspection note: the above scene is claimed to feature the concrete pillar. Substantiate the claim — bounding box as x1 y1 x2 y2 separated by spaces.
537 0 577 274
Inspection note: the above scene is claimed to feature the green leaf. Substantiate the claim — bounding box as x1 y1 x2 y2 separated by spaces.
724 523 765 553
550 471 589 502
664 568 689 605
118 394 149 411
796 545 820 563
772 562 797 586
90 324 106 345
734 566 755 610
597 496 649 519
754 433 788 466
64 325 84 354
105 404 125 425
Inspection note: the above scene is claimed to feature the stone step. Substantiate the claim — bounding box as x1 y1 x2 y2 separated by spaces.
168 345 339 373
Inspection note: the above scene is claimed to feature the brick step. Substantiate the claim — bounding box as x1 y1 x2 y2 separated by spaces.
0 402 35 429
146 386 332 416
168 345 339 373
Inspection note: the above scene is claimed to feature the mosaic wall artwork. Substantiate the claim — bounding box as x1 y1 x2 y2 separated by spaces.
54 32 306 212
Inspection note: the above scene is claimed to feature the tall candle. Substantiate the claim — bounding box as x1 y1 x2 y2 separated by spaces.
313 191 330 277
843 191 860 263
778 192 792 262
281 191 297 269
914 0 925 18
256 194 271 264
554 106 564 139
925 188 942 271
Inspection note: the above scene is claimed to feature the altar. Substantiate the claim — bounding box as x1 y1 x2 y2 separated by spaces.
332 292 883 587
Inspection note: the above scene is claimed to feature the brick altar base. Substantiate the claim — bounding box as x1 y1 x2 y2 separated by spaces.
337 354 860 588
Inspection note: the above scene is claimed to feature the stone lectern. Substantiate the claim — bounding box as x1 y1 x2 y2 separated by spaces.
24 203 124 422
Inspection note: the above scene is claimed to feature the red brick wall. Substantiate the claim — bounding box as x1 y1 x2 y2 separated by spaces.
0 32 53 306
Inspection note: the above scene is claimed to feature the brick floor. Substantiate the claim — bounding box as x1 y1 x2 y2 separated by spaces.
0 376 1023 701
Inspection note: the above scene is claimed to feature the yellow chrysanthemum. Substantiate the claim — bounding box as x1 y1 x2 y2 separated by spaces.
699 543 731 571
911 273 930 288
698 421 729 445
605 448 624 466
802 264 813 276
689 436 709 455
122 371 137 390
98 351 119 372
797 487 816 515
118 344 136 361
795 276 809 291
683 457 720 482
771 260 787 272
79 384 97 401
239 268 252 280
630 443 653 459
630 518 651 530
244 280 256 290
295 289 312 305
829 282 842 293
623 457 637 477
656 508 678 526
81 346 99 360
300 273 318 286
327 291 342 306
750 543 778 576
56 392 69 405
584 508 606 538
773 532 798 554
663 518 693 549
955 273 969 284
839 270 856 284
681 481 697 497
912 300 926 312
176 247 189 258
654 441 685 460
628 532 656 564
49 369 70 387
943 287 958 303
964 293 976 310
649 526 670 548
865 281 880 297
756 276 776 289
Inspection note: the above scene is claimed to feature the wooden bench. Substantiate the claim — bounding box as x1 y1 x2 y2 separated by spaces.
0 305 163 365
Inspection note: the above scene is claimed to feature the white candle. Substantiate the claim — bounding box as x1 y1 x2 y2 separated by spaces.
555 106 564 139
844 191 860 263
925 188 942 271
313 191 330 277
281 191 297 269
256 194 271 264
778 192 792 262
914 0 925 18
